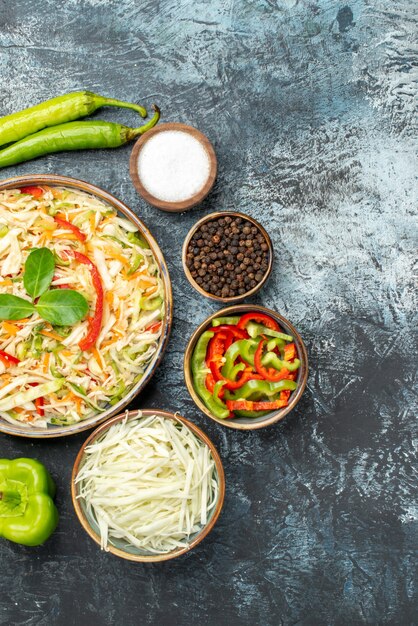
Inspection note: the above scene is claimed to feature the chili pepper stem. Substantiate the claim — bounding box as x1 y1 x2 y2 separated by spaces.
96 96 147 118
125 105 160 141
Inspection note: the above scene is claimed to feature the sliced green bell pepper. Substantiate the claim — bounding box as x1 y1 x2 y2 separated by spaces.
127 231 149 249
266 337 286 352
191 330 230 419
224 379 297 401
247 322 293 342
262 351 301 372
0 458 58 546
221 339 259 379
211 316 241 327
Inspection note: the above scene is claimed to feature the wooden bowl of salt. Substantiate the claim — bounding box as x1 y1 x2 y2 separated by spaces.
129 123 217 212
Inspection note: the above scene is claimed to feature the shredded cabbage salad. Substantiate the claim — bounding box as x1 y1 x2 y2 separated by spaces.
0 186 165 427
75 413 219 554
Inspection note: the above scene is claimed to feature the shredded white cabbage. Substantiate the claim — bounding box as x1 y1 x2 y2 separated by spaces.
75 413 219 554
0 186 165 427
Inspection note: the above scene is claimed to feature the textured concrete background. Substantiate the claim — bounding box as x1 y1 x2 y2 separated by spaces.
0 1 417 624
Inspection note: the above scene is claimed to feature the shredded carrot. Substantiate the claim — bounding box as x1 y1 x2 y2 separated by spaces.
1 321 19 335
61 349 74 357
55 392 73 404
101 337 119 348
145 285 158 296
89 213 96 233
54 233 81 241
0 279 12 287
39 231 54 244
106 291 114 306
43 185 62 199
0 374 11 388
40 329 64 341
37 220 57 231
103 246 130 267
138 277 156 289
74 395 82 414
98 216 115 228
42 353 50 374
92 347 104 370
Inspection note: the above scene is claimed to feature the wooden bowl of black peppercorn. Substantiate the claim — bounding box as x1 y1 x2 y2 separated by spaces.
182 212 273 302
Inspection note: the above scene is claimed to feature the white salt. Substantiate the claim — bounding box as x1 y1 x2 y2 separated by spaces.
137 130 211 202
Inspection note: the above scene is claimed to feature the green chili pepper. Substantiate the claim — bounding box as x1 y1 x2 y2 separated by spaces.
262 351 301 372
0 106 160 169
0 458 58 546
211 316 241 327
191 331 230 419
221 339 259 379
0 91 147 148
224 379 297 401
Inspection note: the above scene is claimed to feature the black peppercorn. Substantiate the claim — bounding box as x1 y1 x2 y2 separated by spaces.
186 215 269 298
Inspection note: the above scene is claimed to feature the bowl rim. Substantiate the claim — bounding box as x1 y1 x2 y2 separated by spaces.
71 408 225 562
181 211 274 303
0 174 173 438
129 122 217 213
184 304 308 430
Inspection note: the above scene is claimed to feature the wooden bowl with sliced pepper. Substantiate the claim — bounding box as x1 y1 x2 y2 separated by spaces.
184 305 308 430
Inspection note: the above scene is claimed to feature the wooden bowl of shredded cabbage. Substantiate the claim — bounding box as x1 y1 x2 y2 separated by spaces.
71 409 225 562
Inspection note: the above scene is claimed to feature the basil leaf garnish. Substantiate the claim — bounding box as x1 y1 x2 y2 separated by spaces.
35 289 88 326
24 248 55 299
0 295 35 320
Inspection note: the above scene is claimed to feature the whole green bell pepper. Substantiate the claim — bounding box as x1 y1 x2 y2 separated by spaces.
0 458 59 546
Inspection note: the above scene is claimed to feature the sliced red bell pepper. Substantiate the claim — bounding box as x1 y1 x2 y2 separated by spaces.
254 339 290 382
206 331 229 366
27 382 45 417
54 217 86 242
205 372 216 394
20 186 44 198
280 389 291 403
145 321 162 334
63 250 104 351
35 396 45 417
237 312 280 331
0 350 20 366
226 398 289 412
207 325 249 340
284 342 296 361
209 360 263 390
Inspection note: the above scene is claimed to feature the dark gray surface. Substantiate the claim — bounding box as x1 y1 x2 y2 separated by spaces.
0 1 417 625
